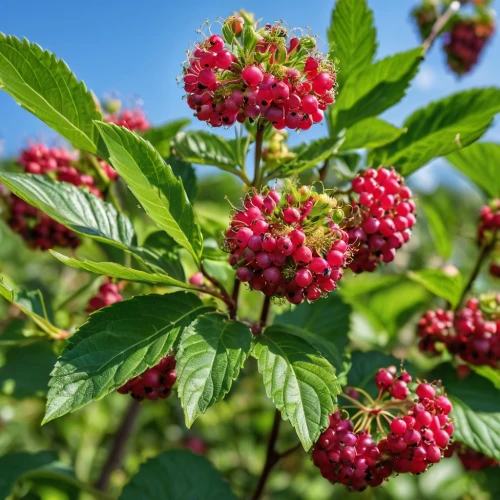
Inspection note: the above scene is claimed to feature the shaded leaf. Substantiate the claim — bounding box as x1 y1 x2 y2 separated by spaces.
0 34 103 154
44 293 212 423
141 231 185 281
0 172 135 250
408 269 463 308
143 119 190 158
419 200 453 259
176 314 252 426
373 88 500 175
120 449 236 500
447 142 500 198
169 155 197 202
252 325 341 450
95 122 203 263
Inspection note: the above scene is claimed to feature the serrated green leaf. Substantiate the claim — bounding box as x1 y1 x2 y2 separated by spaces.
450 397 500 461
0 34 103 154
0 451 60 500
340 118 404 151
176 314 252 426
373 88 500 175
0 340 57 397
142 119 190 158
95 122 203 263
408 269 463 308
447 142 500 198
120 449 236 500
328 0 377 87
268 136 344 178
419 200 453 259
332 48 423 133
43 293 212 423
50 251 195 290
0 172 135 250
172 131 239 172
252 325 341 450
275 294 352 384
0 278 60 336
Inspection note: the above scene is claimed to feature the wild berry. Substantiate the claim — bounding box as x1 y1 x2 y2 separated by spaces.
224 182 353 303
87 281 123 312
447 442 499 470
181 19 336 130
105 107 150 132
346 167 415 273
117 354 177 401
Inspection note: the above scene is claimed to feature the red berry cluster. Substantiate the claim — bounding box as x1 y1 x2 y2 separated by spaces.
5 144 100 250
375 367 412 400
224 184 352 304
117 355 177 401
87 282 123 313
312 369 454 491
478 199 500 245
105 108 151 132
182 19 336 130
445 442 498 471
444 19 495 75
418 297 500 367
347 167 415 273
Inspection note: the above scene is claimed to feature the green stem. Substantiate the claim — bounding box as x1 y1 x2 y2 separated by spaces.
252 123 266 188
55 275 100 311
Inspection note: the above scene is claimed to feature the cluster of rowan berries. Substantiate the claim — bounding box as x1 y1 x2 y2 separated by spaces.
224 183 352 303
346 167 415 273
445 442 499 470
312 367 454 491
117 355 177 401
87 282 123 313
418 296 500 368
182 18 336 130
104 108 150 132
444 19 495 75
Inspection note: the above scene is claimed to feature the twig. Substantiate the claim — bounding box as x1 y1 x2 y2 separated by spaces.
259 296 271 326
423 1 461 52
95 399 141 491
231 278 241 314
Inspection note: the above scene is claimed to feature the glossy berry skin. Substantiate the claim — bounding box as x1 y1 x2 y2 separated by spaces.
313 373 455 492
182 21 337 130
417 297 500 368
347 167 415 273
87 281 123 312
444 20 495 75
224 185 352 303
117 354 177 402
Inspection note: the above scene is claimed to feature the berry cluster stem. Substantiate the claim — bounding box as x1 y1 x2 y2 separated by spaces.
423 1 461 51
95 399 141 491
200 263 237 318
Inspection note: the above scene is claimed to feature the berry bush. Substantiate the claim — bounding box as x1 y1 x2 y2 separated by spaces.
0 1 499 499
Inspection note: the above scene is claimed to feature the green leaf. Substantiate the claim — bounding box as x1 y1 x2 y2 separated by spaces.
275 294 352 384
176 314 252 426
0 340 57 397
471 365 500 390
451 397 500 461
447 142 500 198
269 136 344 178
95 122 203 263
419 201 453 259
43 292 212 423
373 88 500 175
0 34 103 154
0 172 135 250
252 325 341 450
172 131 239 172
0 451 60 500
142 119 190 158
50 251 195 290
332 48 423 133
142 231 185 281
0 278 60 336
340 118 404 151
327 0 377 87
407 269 463 308
120 449 236 500
0 319 26 345
169 155 197 202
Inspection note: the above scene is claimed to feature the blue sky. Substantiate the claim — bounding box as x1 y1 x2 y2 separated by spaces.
1 0 499 159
